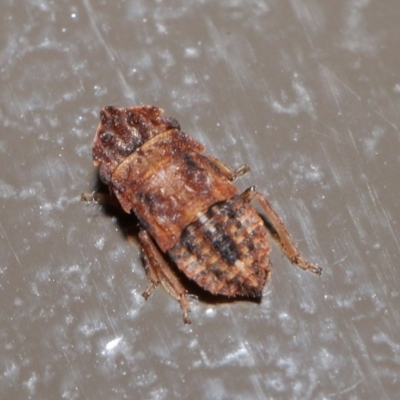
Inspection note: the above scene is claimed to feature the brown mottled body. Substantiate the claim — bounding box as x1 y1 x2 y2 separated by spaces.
169 196 270 297
88 105 321 324
111 128 237 251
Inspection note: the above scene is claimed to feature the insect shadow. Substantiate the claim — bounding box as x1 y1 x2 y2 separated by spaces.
86 173 262 307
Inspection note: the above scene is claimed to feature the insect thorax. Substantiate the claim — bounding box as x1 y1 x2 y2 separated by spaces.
110 128 238 251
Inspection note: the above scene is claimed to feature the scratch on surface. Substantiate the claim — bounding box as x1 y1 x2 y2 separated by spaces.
372 332 400 361
249 374 268 400
82 0 135 100
333 377 365 397
154 324 173 359
364 180 400 251
317 124 361 164
62 348 89 400
205 17 250 101
348 323 390 400
332 254 349 266
289 0 325 51
345 128 361 157
372 108 398 131
91 279 118 337
311 129 345 145
319 65 343 112
0 221 22 267
320 65 398 131
34 141 57 193
329 72 362 101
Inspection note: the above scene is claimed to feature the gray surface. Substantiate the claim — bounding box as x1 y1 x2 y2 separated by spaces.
1 1 400 399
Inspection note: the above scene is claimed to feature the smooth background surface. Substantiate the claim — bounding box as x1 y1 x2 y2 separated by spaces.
1 1 399 399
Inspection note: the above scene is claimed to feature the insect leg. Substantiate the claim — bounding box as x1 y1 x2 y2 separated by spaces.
207 155 250 181
138 230 191 324
241 187 321 276
81 191 120 208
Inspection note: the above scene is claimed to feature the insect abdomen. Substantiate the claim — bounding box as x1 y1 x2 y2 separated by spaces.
169 195 271 297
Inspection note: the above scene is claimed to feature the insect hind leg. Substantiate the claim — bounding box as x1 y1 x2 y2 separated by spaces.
241 187 321 276
138 230 191 324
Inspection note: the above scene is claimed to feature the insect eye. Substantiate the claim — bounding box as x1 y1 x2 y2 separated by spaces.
99 131 114 144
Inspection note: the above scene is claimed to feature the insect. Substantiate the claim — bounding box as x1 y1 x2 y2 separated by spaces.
84 105 321 324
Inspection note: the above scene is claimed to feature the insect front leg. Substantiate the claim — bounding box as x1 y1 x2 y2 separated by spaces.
207 155 250 181
81 191 120 208
138 230 191 324
241 187 322 276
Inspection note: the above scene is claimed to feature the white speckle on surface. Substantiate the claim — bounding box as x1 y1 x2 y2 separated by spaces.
276 356 298 378
200 341 255 368
93 85 107 97
362 126 385 158
0 180 16 199
105 337 123 351
23 372 37 396
184 47 200 58
156 23 167 35
205 307 217 318
340 0 378 54
372 242 381 250
183 73 198 85
269 78 316 119
278 312 297 336
94 236 105 250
